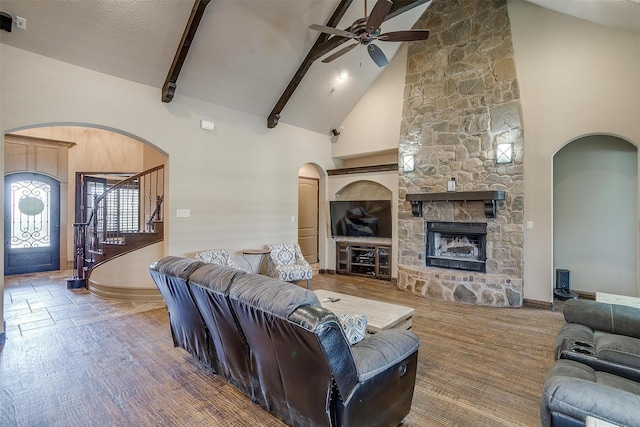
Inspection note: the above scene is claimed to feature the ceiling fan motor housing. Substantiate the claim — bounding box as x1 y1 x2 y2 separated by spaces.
351 17 368 37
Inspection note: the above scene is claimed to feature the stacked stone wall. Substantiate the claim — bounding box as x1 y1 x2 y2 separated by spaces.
397 0 525 306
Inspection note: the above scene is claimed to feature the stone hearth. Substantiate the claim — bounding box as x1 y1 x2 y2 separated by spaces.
397 0 524 307
399 265 522 307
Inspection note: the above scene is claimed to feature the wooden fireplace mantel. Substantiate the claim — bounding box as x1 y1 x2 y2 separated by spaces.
406 191 506 218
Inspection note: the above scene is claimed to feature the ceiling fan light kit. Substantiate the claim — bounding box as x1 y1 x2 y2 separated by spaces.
309 0 430 67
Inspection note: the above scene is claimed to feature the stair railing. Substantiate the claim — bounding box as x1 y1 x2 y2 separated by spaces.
71 165 165 283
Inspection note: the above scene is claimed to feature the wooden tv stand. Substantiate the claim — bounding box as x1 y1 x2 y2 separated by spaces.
335 240 391 280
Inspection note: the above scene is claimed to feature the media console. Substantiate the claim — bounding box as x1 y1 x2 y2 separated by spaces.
335 240 391 280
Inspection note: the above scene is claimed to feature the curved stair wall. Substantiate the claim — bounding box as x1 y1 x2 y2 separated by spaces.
88 242 164 301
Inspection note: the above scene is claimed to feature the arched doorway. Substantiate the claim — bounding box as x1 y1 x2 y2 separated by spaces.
3 125 167 300
553 135 638 296
4 172 60 275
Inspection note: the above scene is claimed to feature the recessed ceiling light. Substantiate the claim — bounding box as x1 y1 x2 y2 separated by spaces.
338 70 348 80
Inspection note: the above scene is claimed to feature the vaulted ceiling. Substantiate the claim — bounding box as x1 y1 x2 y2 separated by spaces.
1 0 638 135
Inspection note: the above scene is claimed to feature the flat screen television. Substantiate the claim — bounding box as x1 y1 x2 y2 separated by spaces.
329 200 392 238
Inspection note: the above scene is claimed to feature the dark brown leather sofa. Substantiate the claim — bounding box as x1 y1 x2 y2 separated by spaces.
150 256 420 427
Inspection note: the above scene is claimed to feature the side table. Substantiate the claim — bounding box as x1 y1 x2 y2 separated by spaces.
242 249 271 273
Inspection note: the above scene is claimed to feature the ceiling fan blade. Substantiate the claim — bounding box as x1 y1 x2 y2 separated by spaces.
378 29 430 42
366 0 392 34
322 42 359 63
309 24 355 39
367 44 389 67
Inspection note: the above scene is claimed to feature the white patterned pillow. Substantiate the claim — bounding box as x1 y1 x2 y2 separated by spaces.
335 312 368 345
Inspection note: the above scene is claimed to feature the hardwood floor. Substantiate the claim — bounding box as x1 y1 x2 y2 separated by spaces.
1 271 565 426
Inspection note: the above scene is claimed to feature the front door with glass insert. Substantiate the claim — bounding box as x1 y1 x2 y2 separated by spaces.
4 173 60 275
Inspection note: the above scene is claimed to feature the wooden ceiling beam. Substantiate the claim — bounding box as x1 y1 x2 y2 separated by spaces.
162 0 211 103
267 0 431 128
267 0 353 128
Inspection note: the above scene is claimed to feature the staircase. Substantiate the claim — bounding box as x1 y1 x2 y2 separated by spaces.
68 165 165 288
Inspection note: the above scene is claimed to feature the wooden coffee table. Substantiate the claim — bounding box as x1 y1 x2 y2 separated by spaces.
315 289 415 334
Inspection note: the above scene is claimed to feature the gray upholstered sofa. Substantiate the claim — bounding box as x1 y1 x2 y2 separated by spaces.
150 256 420 427
541 299 640 427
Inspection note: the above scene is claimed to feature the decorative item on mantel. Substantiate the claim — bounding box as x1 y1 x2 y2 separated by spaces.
406 191 506 218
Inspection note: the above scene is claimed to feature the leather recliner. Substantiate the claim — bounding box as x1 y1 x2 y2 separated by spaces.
188 263 255 399
541 359 640 427
541 299 640 426
149 256 216 368
228 272 420 427
554 299 640 382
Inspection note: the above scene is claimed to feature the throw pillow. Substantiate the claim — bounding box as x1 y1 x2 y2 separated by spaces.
335 312 368 345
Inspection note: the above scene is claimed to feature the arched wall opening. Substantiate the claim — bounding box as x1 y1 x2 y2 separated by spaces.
553 134 638 296
4 124 168 300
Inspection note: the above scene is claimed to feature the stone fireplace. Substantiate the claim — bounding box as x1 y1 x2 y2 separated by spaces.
396 0 524 307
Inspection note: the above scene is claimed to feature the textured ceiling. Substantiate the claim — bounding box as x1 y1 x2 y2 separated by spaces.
1 0 638 134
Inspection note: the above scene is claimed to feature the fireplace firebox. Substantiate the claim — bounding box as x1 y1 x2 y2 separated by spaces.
426 222 487 272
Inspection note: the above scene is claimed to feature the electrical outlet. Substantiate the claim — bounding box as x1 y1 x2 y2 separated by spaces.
15 16 26 30
526 221 534 230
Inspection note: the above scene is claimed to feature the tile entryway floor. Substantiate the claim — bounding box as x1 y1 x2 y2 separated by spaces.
3 269 165 340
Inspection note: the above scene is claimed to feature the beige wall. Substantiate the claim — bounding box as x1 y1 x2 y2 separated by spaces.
325 46 407 277
1 45 336 321
14 127 147 172
331 44 407 159
508 1 640 301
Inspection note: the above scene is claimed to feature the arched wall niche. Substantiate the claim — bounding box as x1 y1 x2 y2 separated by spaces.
553 134 638 297
335 180 392 201
553 132 638 155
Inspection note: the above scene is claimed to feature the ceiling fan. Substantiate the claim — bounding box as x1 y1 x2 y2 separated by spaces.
309 0 430 67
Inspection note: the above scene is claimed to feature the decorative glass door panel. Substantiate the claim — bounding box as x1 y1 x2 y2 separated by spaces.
4 173 60 275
